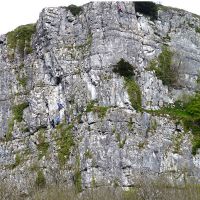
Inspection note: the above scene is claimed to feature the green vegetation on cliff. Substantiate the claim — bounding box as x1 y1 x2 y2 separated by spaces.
74 155 82 192
7 24 36 57
148 93 200 155
135 1 158 21
125 78 142 111
66 5 82 16
56 123 75 167
5 102 29 141
148 46 178 87
35 170 46 187
5 118 14 141
86 101 109 118
13 102 29 122
37 129 49 160
112 59 142 111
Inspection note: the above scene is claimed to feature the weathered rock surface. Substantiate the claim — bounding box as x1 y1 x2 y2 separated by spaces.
1 2 200 190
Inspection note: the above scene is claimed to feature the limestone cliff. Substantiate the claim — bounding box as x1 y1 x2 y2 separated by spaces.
1 2 200 190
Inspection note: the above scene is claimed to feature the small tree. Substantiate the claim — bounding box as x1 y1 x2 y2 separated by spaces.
135 1 158 21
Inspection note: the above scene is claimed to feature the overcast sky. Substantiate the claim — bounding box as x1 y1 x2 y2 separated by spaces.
0 0 200 35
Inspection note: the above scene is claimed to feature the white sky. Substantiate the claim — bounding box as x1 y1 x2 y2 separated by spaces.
0 0 200 35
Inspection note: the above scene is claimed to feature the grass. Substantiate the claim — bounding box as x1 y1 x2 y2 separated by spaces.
148 46 178 87
5 102 29 141
19 63 24 70
74 155 82 192
37 129 49 160
35 170 46 187
172 134 183 154
2 178 200 200
138 142 146 149
125 78 142 111
77 33 93 50
10 153 21 169
17 74 28 87
29 163 40 172
86 100 96 112
5 118 14 141
56 123 75 167
93 106 109 118
115 132 126 148
84 149 93 159
150 119 157 131
12 102 29 122
7 23 36 57
86 101 109 118
128 118 134 131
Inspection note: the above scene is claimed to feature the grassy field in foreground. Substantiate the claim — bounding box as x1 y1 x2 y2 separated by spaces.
1 178 200 200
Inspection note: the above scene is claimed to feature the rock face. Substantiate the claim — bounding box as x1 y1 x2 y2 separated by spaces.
1 2 200 190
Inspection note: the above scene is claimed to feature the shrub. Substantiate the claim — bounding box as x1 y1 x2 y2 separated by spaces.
112 59 142 111
12 102 29 122
135 1 158 21
66 5 82 16
113 59 135 78
195 27 200 33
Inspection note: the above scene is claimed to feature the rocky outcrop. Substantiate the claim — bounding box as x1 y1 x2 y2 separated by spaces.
1 2 200 191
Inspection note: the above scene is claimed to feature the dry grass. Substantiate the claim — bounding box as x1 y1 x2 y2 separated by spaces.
1 177 200 200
